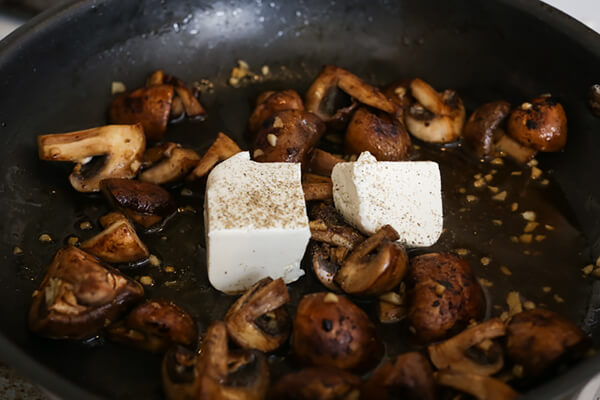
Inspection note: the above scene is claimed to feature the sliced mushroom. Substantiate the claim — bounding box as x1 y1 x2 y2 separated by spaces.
80 217 149 264
164 75 207 119
224 277 291 352
251 110 326 164
99 211 128 228
435 370 519 400
162 345 197 400
507 95 567 152
310 242 343 292
303 177 333 201
269 368 361 400
306 65 397 126
506 308 590 378
143 142 179 168
100 178 177 228
406 253 485 344
377 286 407 324
248 90 304 135
305 149 344 177
37 124 146 192
109 85 174 142
405 78 466 143
139 146 200 185
308 202 365 249
187 132 242 180
362 352 436 400
428 318 506 376
107 299 197 352
383 81 412 111
345 107 411 161
28 246 144 339
334 225 408 296
291 292 383 372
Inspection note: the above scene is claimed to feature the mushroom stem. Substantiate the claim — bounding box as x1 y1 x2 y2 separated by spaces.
306 149 344 177
435 370 519 400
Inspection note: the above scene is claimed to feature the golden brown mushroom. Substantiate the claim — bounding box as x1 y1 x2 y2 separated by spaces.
139 145 200 184
80 217 149 264
428 318 506 376
506 308 590 378
362 352 436 400
28 246 144 339
269 368 361 400
224 277 291 352
405 78 465 143
506 95 567 152
107 298 197 352
37 124 145 192
334 225 408 296
344 107 411 161
248 90 304 134
406 253 485 344
305 149 344 177
291 292 383 372
308 202 365 250
310 242 344 292
302 174 333 201
187 132 242 180
436 370 519 400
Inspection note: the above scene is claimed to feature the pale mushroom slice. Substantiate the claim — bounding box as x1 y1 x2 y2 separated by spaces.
435 370 519 400
225 277 291 353
37 124 146 192
80 217 149 264
405 78 466 143
187 132 242 180
428 318 506 376
139 145 200 185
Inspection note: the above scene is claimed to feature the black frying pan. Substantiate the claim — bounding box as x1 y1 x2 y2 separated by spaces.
0 0 599 398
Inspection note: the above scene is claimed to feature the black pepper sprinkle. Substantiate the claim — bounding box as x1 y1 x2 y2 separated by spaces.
322 319 333 332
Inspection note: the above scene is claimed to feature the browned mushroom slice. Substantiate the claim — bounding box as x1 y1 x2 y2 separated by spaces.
405 78 466 143
99 211 128 228
139 146 200 184
310 242 343 292
463 100 512 158
162 345 197 400
251 110 326 164
37 124 145 192
494 133 538 164
291 292 383 372
507 95 567 152
143 142 179 168
146 70 207 120
305 149 344 177
100 178 177 228
224 277 291 352
107 299 197 352
28 246 144 339
406 253 484 344
269 368 361 400
436 370 519 400
108 85 174 142
334 225 408 296
195 321 270 400
308 202 365 249
80 218 149 264
428 318 506 376
383 81 412 111
345 107 412 161
187 132 242 180
378 294 407 324
146 69 166 86
362 352 436 400
306 65 397 125
302 174 333 201
506 308 590 378
248 90 305 135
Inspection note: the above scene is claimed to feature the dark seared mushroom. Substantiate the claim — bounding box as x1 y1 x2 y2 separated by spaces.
308 202 365 250
37 124 146 192
109 84 174 142
344 107 411 161
436 370 519 400
405 78 465 143
107 299 197 352
100 178 177 229
305 65 397 127
362 352 436 400
251 109 326 165
139 145 200 184
506 308 590 378
588 84 600 117
291 292 383 372
187 132 242 180
506 95 567 152
406 253 485 344
80 217 149 264
224 278 291 352
310 242 344 292
28 246 144 339
248 90 304 135
305 149 344 177
428 318 506 376
269 367 361 400
334 225 408 296
162 345 197 400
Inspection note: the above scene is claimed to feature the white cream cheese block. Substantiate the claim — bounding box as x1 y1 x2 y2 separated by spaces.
331 151 443 247
204 151 310 293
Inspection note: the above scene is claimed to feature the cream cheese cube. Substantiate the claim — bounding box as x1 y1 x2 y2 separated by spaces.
331 151 443 247
204 152 310 293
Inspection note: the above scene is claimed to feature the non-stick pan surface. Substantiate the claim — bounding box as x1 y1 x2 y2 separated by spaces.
0 0 599 399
